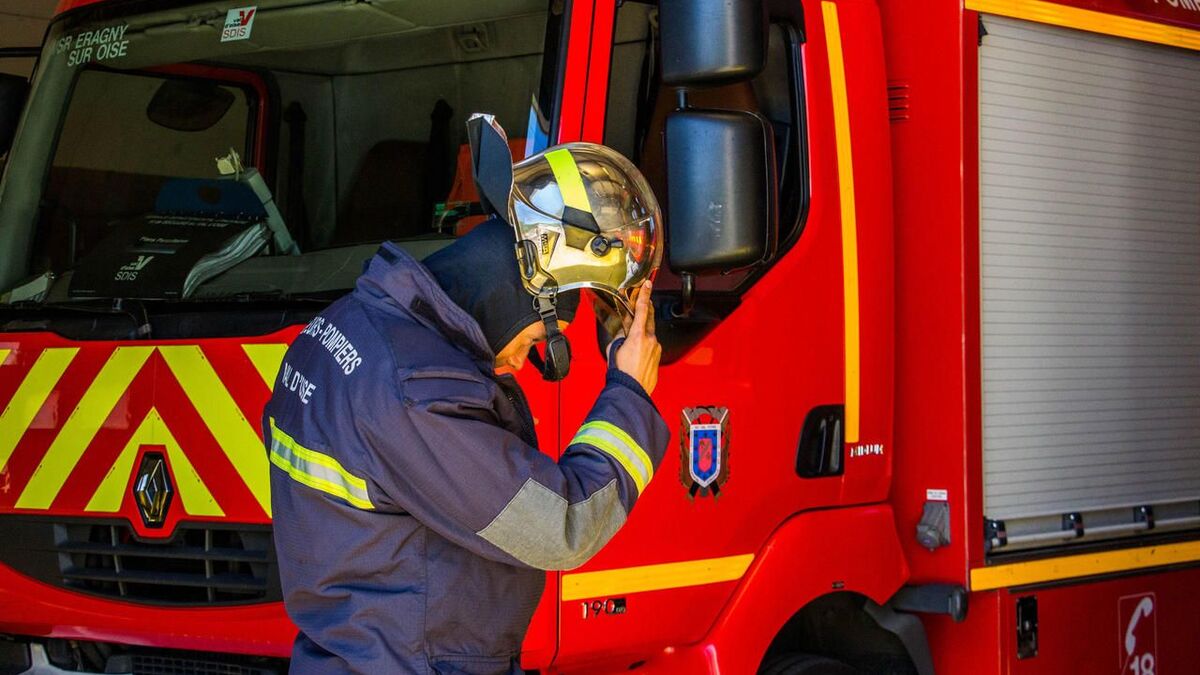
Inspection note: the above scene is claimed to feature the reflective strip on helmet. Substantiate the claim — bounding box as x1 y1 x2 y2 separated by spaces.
268 417 374 510
571 420 653 495
545 148 593 215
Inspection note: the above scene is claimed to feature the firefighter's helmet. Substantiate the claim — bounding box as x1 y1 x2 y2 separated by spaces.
467 113 662 316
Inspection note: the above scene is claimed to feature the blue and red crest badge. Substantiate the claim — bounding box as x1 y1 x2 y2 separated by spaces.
680 407 730 499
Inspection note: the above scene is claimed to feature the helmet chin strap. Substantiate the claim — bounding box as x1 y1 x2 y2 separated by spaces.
527 294 571 382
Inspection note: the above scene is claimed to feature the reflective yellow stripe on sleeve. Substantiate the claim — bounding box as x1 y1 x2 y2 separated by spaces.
571 420 654 495
545 148 593 214
268 417 374 510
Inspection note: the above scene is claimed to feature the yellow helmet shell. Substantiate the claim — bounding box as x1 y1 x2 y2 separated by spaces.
509 143 662 312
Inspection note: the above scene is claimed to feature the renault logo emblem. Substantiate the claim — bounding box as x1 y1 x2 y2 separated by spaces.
133 452 173 528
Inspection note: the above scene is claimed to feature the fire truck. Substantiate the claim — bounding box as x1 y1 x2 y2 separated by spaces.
1 0 1199 672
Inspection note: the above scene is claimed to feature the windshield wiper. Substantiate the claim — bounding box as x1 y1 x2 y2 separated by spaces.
1 298 152 338
180 289 344 304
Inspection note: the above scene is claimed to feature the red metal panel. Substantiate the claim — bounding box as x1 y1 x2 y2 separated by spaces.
551 0 897 668
878 0 978 586
580 0 616 143
0 330 298 527
557 507 909 674
695 506 908 675
925 589 1005 675
960 9 985 575
0 566 295 657
555 0 596 145
0 329 301 656
1001 568 1200 674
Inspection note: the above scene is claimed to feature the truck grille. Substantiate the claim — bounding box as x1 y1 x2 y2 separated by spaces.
0 517 280 606
40 640 285 674
127 653 279 675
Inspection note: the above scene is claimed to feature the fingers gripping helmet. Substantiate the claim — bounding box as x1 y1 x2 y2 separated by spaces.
467 113 662 381
467 113 662 315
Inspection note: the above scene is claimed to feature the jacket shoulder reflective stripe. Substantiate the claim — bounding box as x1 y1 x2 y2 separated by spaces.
570 420 653 495
268 417 374 510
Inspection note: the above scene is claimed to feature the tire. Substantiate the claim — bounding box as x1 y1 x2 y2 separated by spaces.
759 653 862 675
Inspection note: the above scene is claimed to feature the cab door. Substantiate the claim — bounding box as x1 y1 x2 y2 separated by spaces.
554 0 896 669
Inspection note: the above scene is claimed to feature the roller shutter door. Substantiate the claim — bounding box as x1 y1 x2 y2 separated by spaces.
980 16 1200 541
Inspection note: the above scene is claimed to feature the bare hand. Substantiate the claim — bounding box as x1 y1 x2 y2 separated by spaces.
615 281 661 394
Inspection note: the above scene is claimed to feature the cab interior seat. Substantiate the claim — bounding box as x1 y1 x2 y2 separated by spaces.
332 139 431 247
443 137 527 236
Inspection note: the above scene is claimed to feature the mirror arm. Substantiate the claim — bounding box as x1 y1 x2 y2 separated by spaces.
671 272 696 318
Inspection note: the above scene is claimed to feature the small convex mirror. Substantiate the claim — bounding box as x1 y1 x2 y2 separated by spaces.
147 79 235 132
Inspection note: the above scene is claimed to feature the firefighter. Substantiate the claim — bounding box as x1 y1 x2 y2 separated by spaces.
263 115 669 674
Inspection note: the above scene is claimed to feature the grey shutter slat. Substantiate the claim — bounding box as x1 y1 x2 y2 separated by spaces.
980 16 1200 525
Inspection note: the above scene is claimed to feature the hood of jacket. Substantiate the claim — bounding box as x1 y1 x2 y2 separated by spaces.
353 241 495 366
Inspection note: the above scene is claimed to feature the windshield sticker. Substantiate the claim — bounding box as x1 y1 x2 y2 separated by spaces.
221 6 258 42
57 24 130 67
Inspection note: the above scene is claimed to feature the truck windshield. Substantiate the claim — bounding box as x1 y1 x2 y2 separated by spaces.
0 0 559 304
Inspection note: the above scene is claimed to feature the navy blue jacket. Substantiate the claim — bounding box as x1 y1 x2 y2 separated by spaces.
264 243 670 674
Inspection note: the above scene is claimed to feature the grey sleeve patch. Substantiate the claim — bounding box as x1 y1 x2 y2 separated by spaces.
477 478 627 571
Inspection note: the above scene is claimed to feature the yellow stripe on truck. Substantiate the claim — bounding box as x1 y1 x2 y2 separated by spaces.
562 554 755 601
17 346 153 509
86 407 224 517
971 540 1200 590
159 345 272 515
822 1 862 443
0 347 78 473
242 343 289 389
967 0 1200 51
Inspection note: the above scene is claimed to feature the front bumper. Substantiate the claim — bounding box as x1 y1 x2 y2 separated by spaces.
2 641 287 675
0 563 294 659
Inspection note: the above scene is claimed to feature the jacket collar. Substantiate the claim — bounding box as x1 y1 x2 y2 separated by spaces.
354 242 494 363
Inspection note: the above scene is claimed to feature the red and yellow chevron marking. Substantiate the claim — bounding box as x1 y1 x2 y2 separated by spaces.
0 331 296 530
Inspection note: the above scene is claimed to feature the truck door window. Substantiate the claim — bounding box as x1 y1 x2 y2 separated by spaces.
605 6 808 295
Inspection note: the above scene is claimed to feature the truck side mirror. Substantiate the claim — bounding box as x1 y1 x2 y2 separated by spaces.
660 0 767 87
0 73 30 157
664 108 778 277
658 0 773 317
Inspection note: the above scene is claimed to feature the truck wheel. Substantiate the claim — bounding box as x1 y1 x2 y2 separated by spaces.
759 654 861 675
